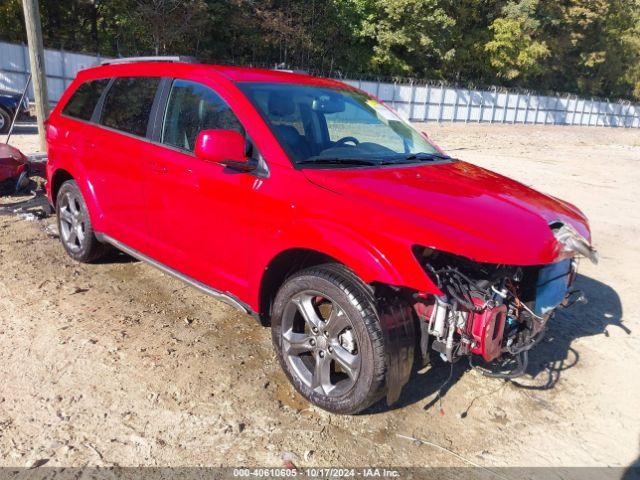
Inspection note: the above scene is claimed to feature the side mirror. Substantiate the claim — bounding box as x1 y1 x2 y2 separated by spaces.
194 129 255 172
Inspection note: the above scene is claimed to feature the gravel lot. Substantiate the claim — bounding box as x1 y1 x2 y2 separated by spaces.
1 123 638 472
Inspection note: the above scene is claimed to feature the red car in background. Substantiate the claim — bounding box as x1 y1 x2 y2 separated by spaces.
0 143 27 184
45 58 597 414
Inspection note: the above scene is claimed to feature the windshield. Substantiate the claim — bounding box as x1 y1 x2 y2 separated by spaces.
239 82 447 167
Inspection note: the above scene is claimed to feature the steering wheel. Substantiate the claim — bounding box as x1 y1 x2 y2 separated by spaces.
334 136 360 147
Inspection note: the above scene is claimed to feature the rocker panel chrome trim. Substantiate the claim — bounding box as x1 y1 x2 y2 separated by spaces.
98 233 249 314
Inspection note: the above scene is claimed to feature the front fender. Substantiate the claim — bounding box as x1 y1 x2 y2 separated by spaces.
254 217 424 406
289 217 405 285
255 216 440 303
303 219 440 294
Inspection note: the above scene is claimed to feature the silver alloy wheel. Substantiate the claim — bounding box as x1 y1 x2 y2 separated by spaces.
0 113 5 130
281 290 361 396
58 190 86 253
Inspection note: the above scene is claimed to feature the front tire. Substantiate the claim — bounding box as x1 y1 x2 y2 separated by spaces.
56 180 107 262
271 264 387 414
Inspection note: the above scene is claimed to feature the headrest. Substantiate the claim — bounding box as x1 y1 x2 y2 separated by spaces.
268 93 295 117
198 99 207 122
275 124 301 141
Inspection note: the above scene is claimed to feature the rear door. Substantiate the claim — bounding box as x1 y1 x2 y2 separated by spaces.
53 78 111 221
90 76 163 252
144 78 257 298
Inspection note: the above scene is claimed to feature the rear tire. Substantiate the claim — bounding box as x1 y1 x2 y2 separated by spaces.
271 263 387 414
56 180 107 263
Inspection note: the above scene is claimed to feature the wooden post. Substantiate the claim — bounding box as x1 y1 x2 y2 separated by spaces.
22 0 49 152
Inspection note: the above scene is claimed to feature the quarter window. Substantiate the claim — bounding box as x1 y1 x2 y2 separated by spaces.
62 79 110 121
100 77 160 137
162 79 243 152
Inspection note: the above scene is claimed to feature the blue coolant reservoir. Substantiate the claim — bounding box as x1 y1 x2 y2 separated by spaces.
535 259 572 315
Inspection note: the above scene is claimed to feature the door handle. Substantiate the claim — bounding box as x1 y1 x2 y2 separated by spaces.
150 161 168 174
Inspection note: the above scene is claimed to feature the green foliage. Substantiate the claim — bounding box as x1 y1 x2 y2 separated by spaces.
622 1 640 98
0 0 24 45
361 0 455 75
1 0 639 99
485 1 549 81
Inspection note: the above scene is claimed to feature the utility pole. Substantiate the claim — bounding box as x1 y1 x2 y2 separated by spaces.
22 0 49 152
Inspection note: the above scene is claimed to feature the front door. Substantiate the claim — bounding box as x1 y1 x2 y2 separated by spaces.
145 79 257 299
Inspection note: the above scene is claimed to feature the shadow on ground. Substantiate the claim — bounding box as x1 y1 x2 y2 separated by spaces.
94 248 139 264
0 183 49 215
0 186 138 264
623 453 640 480
370 273 627 413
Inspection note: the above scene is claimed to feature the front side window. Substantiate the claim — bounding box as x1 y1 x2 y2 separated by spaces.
62 79 110 121
239 83 445 167
162 79 243 152
100 77 160 137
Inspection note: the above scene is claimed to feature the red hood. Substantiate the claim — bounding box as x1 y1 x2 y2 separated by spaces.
303 160 591 266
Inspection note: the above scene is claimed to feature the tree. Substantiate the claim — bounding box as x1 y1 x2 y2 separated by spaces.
485 0 549 81
361 0 455 76
0 0 639 99
132 0 207 55
0 0 24 44
621 1 640 98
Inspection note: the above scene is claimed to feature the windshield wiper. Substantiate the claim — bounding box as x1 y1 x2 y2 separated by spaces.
297 157 379 166
401 152 452 162
297 153 452 167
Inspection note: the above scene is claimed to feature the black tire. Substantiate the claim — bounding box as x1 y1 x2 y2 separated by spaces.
271 263 387 414
56 180 107 262
0 107 11 134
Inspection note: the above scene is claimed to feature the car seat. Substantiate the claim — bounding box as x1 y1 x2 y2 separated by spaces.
268 93 312 160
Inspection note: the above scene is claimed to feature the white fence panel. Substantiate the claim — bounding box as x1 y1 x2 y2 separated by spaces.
0 41 108 102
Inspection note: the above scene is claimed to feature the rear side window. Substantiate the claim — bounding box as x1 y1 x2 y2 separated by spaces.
100 77 160 137
61 79 110 121
161 79 243 152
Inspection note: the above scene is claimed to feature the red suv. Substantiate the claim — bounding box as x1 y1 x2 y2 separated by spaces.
46 58 597 414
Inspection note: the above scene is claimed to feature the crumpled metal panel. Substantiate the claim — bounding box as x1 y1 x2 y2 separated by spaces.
379 299 415 406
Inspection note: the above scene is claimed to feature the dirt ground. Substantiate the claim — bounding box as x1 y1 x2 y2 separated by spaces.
1 123 638 472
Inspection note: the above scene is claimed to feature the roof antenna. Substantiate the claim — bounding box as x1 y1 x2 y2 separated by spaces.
5 74 32 146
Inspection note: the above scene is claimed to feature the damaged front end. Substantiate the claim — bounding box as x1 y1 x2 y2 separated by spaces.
411 236 596 379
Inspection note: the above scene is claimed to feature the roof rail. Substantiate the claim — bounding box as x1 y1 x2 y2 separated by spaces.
272 68 309 75
100 56 198 66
